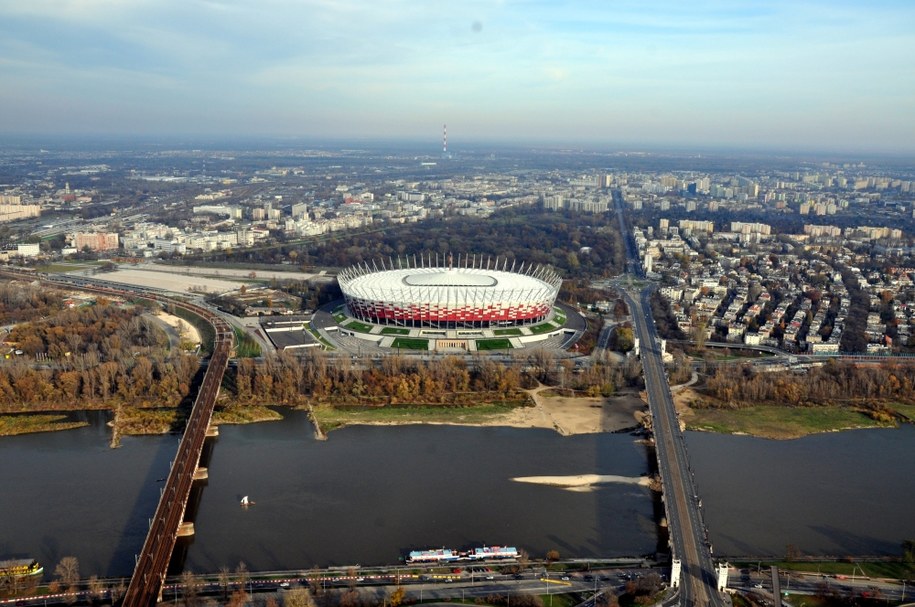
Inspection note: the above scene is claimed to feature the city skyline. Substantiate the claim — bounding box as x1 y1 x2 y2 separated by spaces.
1 0 914 153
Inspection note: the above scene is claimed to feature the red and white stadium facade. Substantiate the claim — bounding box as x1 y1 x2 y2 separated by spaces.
338 254 562 329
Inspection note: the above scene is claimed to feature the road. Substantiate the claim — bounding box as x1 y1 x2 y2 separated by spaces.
623 288 723 607
608 189 724 607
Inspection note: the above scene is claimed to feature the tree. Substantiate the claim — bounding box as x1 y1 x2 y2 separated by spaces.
88 575 105 605
546 549 560 562
903 539 915 563
235 561 249 591
181 570 202 607
55 556 80 605
54 556 80 587
218 566 231 601
614 326 635 353
283 586 315 607
389 586 407 607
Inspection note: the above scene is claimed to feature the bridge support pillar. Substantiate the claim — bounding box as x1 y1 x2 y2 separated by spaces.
193 467 208 481
206 425 219 438
178 522 195 537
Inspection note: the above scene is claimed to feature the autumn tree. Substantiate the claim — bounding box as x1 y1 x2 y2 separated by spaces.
388 586 407 607
283 586 316 607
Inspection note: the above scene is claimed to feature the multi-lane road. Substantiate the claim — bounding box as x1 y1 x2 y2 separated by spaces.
622 287 723 607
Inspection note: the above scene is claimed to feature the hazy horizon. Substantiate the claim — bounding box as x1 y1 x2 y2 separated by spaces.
2 0 914 154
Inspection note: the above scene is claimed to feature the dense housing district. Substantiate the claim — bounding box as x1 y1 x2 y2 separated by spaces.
619 168 915 355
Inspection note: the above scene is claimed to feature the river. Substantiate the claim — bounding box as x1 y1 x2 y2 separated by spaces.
0 411 656 577
685 424 915 558
1 411 912 579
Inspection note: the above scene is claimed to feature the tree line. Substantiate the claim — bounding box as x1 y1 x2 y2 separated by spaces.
0 282 64 324
702 360 915 411
207 206 627 280
0 295 198 410
224 350 643 408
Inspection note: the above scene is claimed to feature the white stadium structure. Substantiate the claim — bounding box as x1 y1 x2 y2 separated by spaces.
338 254 562 329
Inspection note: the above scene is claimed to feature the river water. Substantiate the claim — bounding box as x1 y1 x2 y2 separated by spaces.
1 411 913 579
0 411 656 577
685 424 915 558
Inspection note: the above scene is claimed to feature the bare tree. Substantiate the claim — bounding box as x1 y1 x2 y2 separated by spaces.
218 566 231 601
235 561 249 591
88 575 105 605
181 570 202 607
54 556 80 588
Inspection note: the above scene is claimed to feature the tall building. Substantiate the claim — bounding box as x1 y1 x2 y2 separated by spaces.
72 232 120 252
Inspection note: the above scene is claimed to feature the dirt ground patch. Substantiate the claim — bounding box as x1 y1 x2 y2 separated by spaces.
156 311 201 347
494 385 646 435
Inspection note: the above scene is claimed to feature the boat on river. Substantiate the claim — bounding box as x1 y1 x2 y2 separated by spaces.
406 545 518 563
0 558 44 578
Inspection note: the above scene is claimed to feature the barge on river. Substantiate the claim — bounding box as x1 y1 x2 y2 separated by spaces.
0 559 44 578
406 545 519 563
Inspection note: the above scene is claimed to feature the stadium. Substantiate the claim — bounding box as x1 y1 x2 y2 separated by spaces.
337 254 562 329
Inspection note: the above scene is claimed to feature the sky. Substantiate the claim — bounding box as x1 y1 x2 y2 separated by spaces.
1 0 914 153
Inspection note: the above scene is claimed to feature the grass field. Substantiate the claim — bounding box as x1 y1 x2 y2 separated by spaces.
312 402 524 431
343 320 375 333
493 328 523 336
233 326 262 358
214 405 282 425
687 405 895 439
529 322 558 335
307 326 334 350
889 402 915 420
0 414 89 436
36 261 103 273
476 338 513 350
380 327 410 335
392 337 429 350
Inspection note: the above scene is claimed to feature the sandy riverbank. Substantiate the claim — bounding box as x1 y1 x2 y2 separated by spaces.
315 387 647 437
489 386 646 436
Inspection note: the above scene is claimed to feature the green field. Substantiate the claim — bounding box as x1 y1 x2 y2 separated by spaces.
380 327 410 335
391 337 429 350
307 326 334 350
493 328 523 336
476 338 513 350
687 404 896 439
529 322 558 335
343 320 374 333
890 402 915 420
0 414 88 436
36 261 104 273
233 326 262 358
